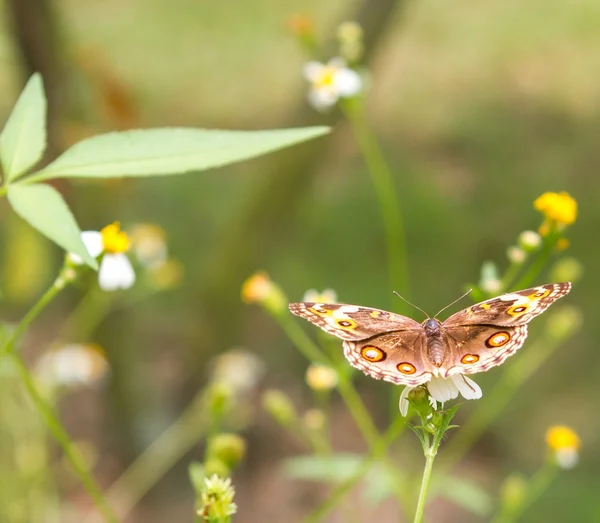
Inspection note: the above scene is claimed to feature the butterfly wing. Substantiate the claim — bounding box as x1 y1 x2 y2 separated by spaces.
439 282 571 376
288 302 421 341
343 332 435 386
289 302 435 385
444 282 571 327
439 324 529 378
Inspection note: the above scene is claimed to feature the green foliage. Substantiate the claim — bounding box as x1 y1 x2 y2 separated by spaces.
7 184 97 268
0 73 46 182
25 127 330 182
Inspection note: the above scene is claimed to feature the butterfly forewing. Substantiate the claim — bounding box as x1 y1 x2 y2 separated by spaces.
288 302 422 341
444 282 571 327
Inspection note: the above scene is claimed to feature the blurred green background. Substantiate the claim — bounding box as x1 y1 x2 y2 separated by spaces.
0 0 598 521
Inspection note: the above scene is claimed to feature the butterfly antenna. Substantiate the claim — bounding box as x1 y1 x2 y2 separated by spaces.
433 289 473 319
392 291 430 319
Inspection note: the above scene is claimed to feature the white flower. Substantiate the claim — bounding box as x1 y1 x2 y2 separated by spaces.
303 58 362 111
399 374 482 417
302 288 338 303
69 222 135 291
36 343 109 387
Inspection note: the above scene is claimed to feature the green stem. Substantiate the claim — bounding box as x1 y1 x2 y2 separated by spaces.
8 353 119 523
0 276 66 357
342 98 410 304
413 450 435 523
433 324 568 491
0 185 7 197
275 312 332 365
0 272 119 523
513 237 556 290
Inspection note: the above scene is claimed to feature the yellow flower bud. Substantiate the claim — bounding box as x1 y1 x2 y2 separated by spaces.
534 192 577 226
207 434 247 469
305 364 338 391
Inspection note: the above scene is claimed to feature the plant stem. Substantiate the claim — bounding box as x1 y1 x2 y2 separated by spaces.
8 353 119 523
0 271 119 523
342 98 410 305
513 236 556 290
0 275 66 357
413 450 435 523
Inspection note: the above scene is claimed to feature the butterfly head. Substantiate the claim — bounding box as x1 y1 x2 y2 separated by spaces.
423 318 442 337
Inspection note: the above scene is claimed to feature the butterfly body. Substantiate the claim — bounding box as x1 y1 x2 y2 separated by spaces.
289 282 571 387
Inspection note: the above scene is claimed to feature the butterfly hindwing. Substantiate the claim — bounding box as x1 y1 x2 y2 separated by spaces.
441 324 529 377
343 331 434 386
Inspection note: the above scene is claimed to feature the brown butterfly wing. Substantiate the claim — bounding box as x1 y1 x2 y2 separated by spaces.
440 324 529 378
343 331 436 386
444 282 571 327
288 302 421 341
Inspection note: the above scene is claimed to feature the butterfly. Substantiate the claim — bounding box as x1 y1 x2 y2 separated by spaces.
289 282 571 387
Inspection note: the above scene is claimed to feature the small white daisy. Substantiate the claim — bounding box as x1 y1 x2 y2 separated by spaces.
303 58 362 111
399 374 483 417
69 222 135 291
36 343 109 387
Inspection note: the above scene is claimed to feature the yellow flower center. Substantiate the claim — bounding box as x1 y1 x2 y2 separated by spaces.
534 192 577 226
545 425 581 451
315 67 337 89
101 222 131 254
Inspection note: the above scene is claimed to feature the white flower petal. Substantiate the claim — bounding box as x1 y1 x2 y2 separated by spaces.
69 231 103 264
555 448 579 469
427 376 459 404
451 374 483 400
307 88 338 111
303 61 325 82
399 386 413 417
98 254 135 291
334 68 362 97
81 231 104 257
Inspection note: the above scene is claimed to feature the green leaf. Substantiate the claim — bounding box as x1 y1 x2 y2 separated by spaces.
25 126 330 182
439 476 494 516
0 73 47 183
283 454 363 483
7 184 97 269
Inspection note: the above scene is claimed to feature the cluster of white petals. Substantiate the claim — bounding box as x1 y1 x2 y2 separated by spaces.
303 58 362 111
399 374 483 417
69 226 135 291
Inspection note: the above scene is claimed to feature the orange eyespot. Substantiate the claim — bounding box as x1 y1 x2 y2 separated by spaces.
361 346 385 362
485 332 511 348
461 354 480 364
309 307 331 316
508 304 529 316
529 289 550 300
397 362 416 374
336 319 357 329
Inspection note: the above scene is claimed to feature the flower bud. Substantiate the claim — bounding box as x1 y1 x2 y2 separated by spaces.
507 246 526 265
518 230 542 251
305 364 338 391
546 306 583 340
500 473 528 512
207 433 247 469
550 257 583 284
262 389 297 427
241 272 287 315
